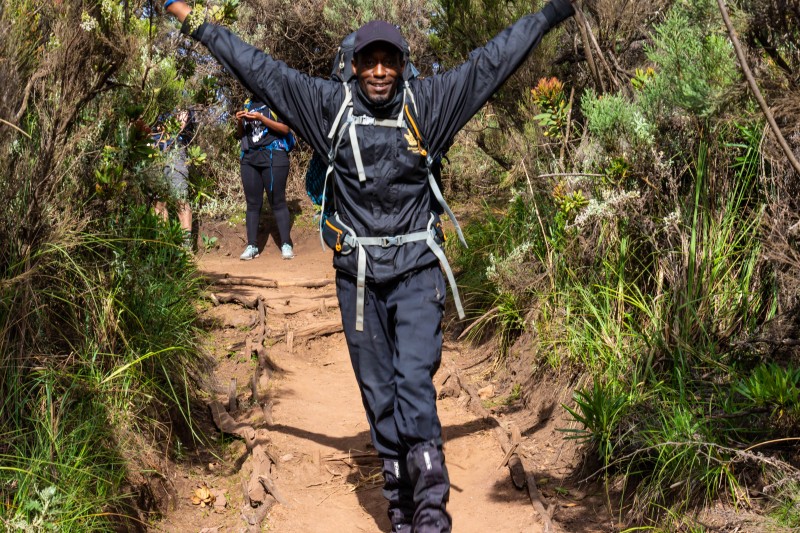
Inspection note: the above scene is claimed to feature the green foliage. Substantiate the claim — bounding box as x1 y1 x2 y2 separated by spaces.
581 89 654 152
201 233 219 251
0 2 215 527
449 193 554 362
631 405 740 517
323 0 399 29
643 0 740 118
531 77 569 139
562 379 630 465
0 211 203 530
553 183 588 222
735 364 800 419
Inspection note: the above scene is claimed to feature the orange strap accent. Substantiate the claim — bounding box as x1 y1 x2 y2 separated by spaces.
404 105 427 157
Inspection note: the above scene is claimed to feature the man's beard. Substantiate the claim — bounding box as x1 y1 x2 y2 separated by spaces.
367 92 392 106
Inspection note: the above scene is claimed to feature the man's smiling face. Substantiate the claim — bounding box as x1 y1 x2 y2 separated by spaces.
353 43 405 106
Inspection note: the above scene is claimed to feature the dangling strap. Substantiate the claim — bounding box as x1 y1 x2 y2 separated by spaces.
426 159 467 247
426 236 464 319
423 215 465 320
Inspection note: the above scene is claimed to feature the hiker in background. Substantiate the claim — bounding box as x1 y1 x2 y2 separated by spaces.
164 0 575 530
236 98 296 260
153 109 193 249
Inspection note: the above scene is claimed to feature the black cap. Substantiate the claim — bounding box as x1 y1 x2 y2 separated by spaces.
353 21 405 55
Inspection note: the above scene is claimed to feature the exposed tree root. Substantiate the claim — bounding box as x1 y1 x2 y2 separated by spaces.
441 361 561 532
214 276 334 289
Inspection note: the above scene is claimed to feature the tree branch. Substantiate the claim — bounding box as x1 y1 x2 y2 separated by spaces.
716 0 800 176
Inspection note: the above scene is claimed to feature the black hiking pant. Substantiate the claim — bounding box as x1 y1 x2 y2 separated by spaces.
337 265 452 532
240 149 291 248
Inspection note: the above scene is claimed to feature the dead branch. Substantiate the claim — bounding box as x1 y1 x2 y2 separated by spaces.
324 452 381 462
211 294 259 309
716 0 800 176
580 9 620 92
280 279 334 288
559 87 575 169
526 473 559 533
0 118 31 139
573 7 605 92
209 400 286 515
259 474 290 507
457 307 499 341
275 320 343 341
216 278 278 289
256 297 267 345
228 378 238 413
266 298 339 316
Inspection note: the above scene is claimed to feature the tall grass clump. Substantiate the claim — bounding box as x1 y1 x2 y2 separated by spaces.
448 191 556 360
0 1 225 528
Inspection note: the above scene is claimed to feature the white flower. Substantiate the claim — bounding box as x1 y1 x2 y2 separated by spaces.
80 12 98 32
571 189 641 228
662 208 681 231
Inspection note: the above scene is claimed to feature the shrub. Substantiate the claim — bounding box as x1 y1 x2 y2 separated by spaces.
642 0 740 119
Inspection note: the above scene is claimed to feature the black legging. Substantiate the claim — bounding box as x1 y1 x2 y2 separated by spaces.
240 152 291 247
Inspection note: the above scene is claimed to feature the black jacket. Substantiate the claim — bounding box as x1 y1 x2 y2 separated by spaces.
185 1 573 283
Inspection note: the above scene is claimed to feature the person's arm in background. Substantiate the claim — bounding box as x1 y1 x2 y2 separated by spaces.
235 109 290 136
235 110 246 138
164 0 334 157
164 0 190 22
249 111 290 136
414 0 575 157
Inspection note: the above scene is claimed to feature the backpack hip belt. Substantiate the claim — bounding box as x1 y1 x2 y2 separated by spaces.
350 214 465 331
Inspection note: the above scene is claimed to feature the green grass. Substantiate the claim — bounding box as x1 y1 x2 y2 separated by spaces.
0 207 205 530
452 122 797 527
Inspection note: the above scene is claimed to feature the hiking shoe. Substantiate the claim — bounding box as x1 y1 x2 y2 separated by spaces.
240 244 260 261
281 243 294 260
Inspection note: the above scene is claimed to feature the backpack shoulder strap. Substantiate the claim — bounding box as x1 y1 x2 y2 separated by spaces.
318 83 354 249
402 86 468 247
327 83 352 142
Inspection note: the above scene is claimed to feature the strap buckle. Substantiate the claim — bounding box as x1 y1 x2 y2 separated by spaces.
380 236 400 248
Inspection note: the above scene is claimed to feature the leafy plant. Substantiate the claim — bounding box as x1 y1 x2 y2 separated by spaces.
201 233 219 251
531 77 569 139
643 0 739 118
735 364 800 419
562 379 630 465
581 90 654 152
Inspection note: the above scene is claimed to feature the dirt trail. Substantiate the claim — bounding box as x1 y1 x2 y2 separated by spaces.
154 227 583 533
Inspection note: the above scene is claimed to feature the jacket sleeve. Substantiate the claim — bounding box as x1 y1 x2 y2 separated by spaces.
413 0 574 156
186 22 339 157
